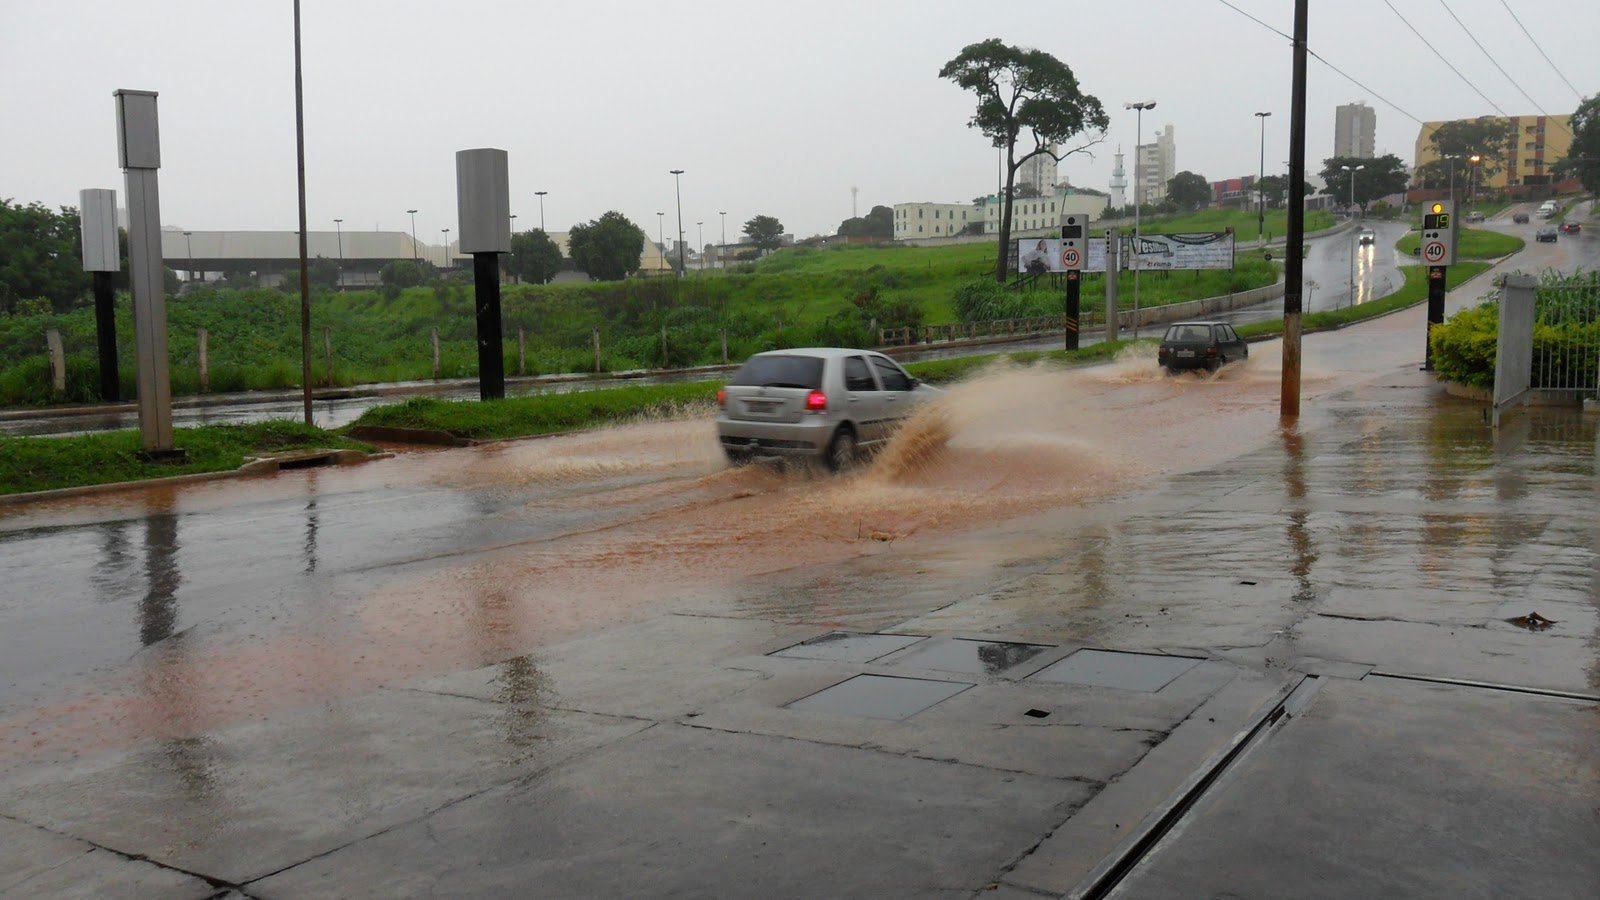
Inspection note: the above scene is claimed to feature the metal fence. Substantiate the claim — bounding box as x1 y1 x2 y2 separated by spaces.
877 312 1097 348
1494 272 1600 426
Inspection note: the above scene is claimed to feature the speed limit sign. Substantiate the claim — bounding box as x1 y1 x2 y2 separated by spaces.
1061 246 1082 269
1422 240 1446 263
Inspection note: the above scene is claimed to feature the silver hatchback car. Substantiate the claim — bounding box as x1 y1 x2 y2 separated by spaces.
715 348 942 470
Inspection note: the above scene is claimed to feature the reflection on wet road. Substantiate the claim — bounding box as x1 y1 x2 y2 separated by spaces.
0 209 1595 772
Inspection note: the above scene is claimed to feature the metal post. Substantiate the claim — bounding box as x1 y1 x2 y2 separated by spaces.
115 89 178 456
593 325 601 373
293 0 312 427
441 228 450 270
93 271 119 401
473 253 504 399
535 191 547 231
1255 111 1271 244
1065 271 1081 351
1424 266 1447 370
431 327 440 379
407 209 418 260
47 329 65 395
1280 0 1309 419
323 325 332 385
1104 228 1120 343
334 218 343 289
670 169 686 276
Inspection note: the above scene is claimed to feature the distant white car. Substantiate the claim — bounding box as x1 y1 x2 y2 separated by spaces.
1357 228 1376 245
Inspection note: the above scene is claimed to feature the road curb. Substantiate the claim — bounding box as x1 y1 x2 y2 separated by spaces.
0 448 392 507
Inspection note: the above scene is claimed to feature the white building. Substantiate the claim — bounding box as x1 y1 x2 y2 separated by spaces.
1135 124 1176 206
1109 146 1128 210
892 202 977 239
981 187 1110 236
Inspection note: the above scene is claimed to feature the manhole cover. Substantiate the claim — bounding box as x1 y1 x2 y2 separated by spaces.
770 632 927 663
787 674 974 720
889 638 1050 675
1030 649 1201 692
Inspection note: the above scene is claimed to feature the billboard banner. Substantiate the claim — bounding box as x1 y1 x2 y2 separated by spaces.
1127 231 1235 270
1016 238 1109 274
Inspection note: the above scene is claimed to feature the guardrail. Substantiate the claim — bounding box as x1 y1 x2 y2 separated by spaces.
878 310 1101 348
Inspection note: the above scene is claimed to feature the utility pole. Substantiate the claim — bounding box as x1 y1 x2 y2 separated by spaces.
1280 0 1308 420
670 169 686 276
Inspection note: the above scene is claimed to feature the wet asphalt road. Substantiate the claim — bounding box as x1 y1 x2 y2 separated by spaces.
0 200 1595 896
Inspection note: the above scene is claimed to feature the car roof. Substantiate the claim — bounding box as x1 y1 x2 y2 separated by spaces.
747 348 884 360
1168 321 1227 327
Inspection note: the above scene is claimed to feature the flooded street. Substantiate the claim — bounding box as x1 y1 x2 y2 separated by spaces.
1 223 1597 896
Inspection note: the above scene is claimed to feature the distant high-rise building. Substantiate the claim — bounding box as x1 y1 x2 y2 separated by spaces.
1109 146 1128 210
1018 145 1059 195
1135 125 1175 206
1334 102 1376 159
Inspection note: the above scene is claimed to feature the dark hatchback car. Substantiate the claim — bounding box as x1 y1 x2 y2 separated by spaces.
1559 221 1581 235
1158 321 1249 373
1512 212 1531 224
1537 226 1559 243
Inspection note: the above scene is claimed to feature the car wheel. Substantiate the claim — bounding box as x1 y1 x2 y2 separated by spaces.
825 426 858 472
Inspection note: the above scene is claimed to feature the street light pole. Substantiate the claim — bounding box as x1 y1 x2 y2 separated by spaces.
1123 100 1157 338
333 218 343 289
719 211 726 269
697 221 704 271
182 231 193 283
534 191 547 231
440 227 450 270
656 212 665 273
1467 154 1481 207
1341 164 1364 307
1255 111 1271 244
669 169 686 277
407 209 418 261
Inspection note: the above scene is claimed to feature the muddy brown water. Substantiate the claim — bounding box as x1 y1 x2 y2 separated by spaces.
0 321 1461 767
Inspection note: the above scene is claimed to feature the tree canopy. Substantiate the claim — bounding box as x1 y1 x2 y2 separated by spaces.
1165 171 1211 211
568 211 645 281
837 205 893 239
509 229 564 284
0 199 91 314
1560 95 1600 195
939 38 1107 282
743 214 785 251
1319 155 1409 213
1427 118 1512 180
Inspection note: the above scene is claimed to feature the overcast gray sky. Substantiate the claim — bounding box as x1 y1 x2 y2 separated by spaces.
3 1 1593 246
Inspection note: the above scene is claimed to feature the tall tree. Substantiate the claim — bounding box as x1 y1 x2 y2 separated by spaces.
939 38 1107 282
1319 154 1409 214
1165 171 1210 211
567 211 645 281
509 229 563 284
1427 118 1512 182
743 214 785 251
1559 95 1600 194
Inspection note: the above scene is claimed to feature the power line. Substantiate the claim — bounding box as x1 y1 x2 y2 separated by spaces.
1497 0 1585 102
1380 0 1510 118
1214 0 1424 126
1437 0 1569 135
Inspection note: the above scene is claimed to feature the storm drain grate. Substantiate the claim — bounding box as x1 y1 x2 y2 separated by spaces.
770 631 927 663
1030 648 1202 693
888 638 1050 675
787 674 974 720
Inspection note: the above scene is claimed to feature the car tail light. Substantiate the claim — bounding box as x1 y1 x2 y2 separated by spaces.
716 388 726 408
1206 346 1218 358
805 390 827 411
1158 347 1169 358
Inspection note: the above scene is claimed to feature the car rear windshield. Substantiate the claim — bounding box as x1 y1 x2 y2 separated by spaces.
727 355 825 389
1164 324 1213 342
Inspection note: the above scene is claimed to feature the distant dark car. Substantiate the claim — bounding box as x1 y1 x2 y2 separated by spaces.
1559 222 1581 234
1158 321 1248 373
1512 212 1530 224
1536 226 1559 243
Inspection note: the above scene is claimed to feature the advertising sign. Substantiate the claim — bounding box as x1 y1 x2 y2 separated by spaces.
1016 237 1110 274
1126 231 1235 270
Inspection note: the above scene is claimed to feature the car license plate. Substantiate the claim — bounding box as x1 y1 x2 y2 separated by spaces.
1177 350 1195 358
744 399 779 414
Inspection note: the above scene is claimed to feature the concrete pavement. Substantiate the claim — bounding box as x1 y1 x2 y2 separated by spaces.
1 285 1596 896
